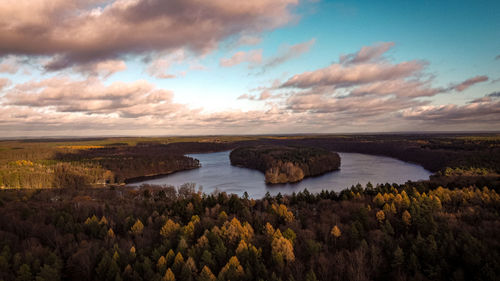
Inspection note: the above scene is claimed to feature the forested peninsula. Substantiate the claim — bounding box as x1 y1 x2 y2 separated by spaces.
229 146 341 184
1 134 499 189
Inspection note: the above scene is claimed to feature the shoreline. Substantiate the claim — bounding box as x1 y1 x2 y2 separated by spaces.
124 165 201 184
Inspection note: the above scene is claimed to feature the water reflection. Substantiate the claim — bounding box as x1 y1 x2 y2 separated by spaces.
130 151 432 198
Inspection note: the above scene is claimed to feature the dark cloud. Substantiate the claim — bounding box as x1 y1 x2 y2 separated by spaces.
73 59 127 77
0 0 298 70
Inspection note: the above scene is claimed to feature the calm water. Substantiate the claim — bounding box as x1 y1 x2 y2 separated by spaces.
130 151 432 198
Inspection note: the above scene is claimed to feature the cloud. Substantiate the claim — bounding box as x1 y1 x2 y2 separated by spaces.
74 59 127 77
259 42 500 130
3 76 190 118
0 56 22 74
349 79 442 98
0 75 300 135
0 0 298 70
281 60 425 89
449 75 488 92
146 49 187 79
236 35 262 46
220 50 263 67
221 38 315 69
261 38 316 70
488 91 500 98
401 99 500 123
339 42 395 65
286 91 428 117
0 78 10 90
237 90 272 101
2 40 498 136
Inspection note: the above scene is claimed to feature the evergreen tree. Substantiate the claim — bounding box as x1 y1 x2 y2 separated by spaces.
16 264 32 281
198 266 216 281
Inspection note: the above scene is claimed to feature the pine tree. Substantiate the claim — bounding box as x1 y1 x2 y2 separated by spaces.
160 219 181 239
272 236 295 263
331 225 341 247
376 210 385 223
107 228 115 239
163 268 175 281
373 193 385 207
172 252 184 274
402 210 412 226
166 249 175 266
157 256 167 275
16 264 32 281
305 269 318 281
197 266 216 281
283 228 296 245
392 246 404 269
130 219 144 235
218 256 244 281
331 225 341 239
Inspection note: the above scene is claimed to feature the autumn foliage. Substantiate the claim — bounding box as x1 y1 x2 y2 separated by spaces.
0 180 499 281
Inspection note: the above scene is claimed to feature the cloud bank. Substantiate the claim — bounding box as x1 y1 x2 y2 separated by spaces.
1 39 498 136
0 0 298 70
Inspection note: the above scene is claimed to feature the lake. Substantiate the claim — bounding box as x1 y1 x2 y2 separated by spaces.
130 151 432 198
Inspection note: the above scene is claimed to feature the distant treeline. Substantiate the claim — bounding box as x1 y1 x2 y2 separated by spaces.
249 135 500 173
0 143 204 189
0 134 499 189
0 181 499 281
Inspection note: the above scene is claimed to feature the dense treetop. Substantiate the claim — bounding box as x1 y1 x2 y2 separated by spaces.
0 180 499 281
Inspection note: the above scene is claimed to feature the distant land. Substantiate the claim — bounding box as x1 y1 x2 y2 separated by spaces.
230 145 341 184
0 133 498 190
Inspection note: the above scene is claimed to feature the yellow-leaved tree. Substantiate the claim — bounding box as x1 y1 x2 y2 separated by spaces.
221 217 254 244
331 225 341 239
130 219 144 235
218 256 244 281
163 268 175 281
198 266 216 281
160 219 180 239
272 236 295 264
157 256 167 274
402 210 412 226
373 193 385 207
272 203 294 223
376 210 385 223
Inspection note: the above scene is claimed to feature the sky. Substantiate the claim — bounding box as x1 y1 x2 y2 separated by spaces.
0 0 499 137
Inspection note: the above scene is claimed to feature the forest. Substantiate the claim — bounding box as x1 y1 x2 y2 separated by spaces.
0 181 499 281
229 145 341 184
1 134 499 190
0 134 499 280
